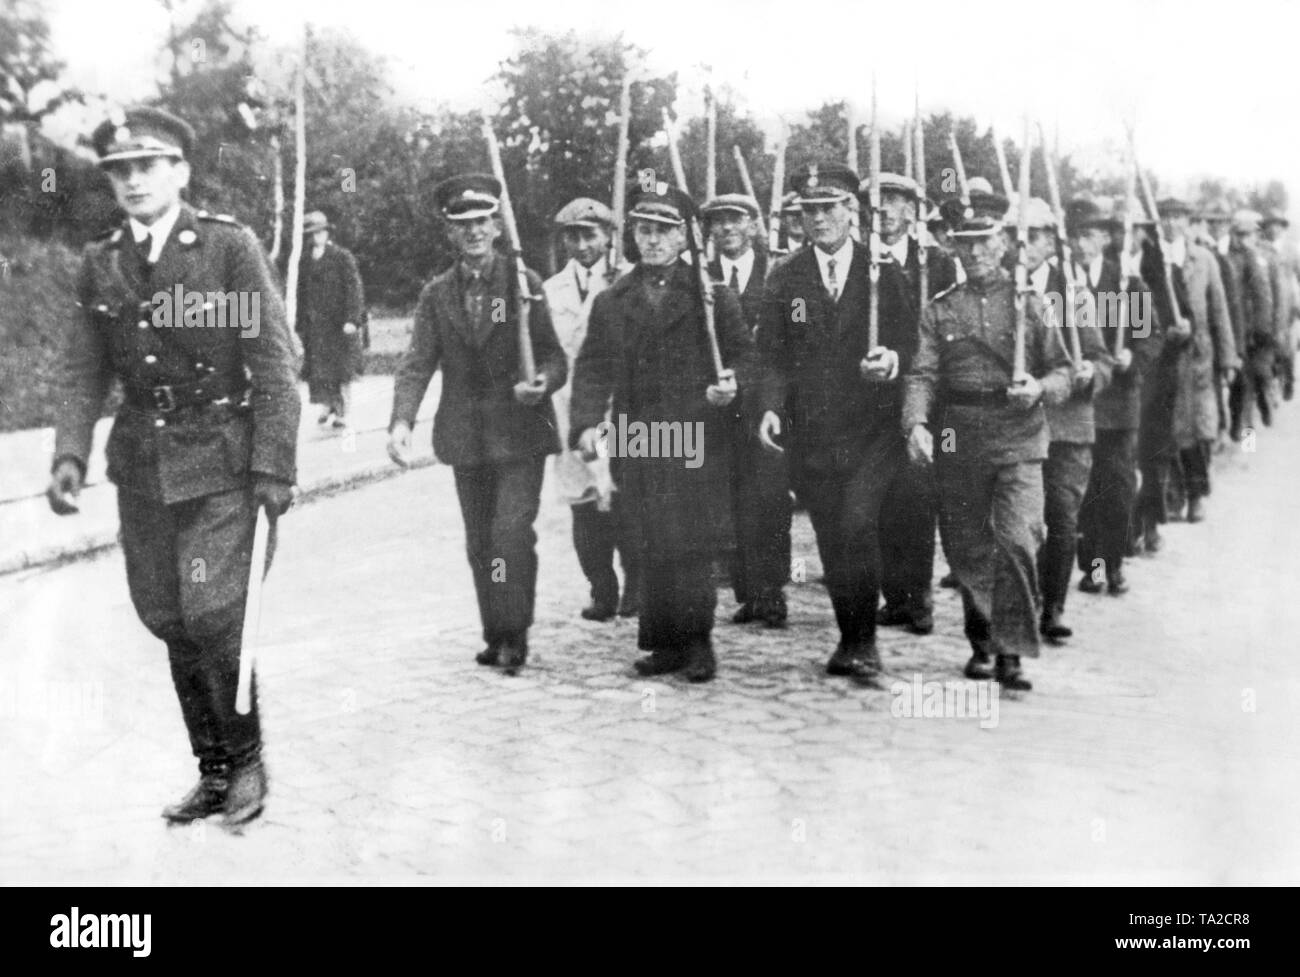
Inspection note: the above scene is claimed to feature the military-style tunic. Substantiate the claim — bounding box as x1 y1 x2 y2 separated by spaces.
53 203 300 770
902 272 1072 660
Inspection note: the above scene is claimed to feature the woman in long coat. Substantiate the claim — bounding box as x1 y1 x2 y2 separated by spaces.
297 211 366 426
569 185 751 682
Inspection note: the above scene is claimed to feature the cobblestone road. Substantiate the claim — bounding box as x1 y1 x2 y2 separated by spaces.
3 413 1299 883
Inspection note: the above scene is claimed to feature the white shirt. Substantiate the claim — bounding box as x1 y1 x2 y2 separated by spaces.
129 203 182 264
813 237 855 298
1217 234 1231 257
719 249 755 295
1028 261 1052 296
1086 255 1105 290
1166 235 1187 268
885 236 910 267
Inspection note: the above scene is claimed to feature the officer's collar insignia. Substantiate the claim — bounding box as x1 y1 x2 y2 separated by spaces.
178 229 197 246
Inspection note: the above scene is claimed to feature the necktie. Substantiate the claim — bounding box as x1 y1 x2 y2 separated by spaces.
826 257 838 302
575 266 589 303
728 264 740 293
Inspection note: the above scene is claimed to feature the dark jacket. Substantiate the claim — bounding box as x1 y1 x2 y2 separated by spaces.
54 204 300 504
708 247 769 332
1078 257 1160 432
390 254 567 467
1040 262 1114 444
901 271 1073 466
756 241 915 475
297 241 366 387
898 236 959 311
569 260 752 557
1227 240 1275 349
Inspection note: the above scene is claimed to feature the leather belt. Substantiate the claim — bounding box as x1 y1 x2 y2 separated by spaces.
123 376 248 413
943 388 1009 407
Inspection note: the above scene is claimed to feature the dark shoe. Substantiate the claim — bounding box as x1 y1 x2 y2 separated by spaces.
826 642 878 680
846 645 885 688
755 594 788 629
876 603 911 628
939 571 959 589
162 768 229 823
1078 574 1103 594
731 602 756 624
581 601 617 622
1106 570 1129 596
1186 497 1206 523
633 647 687 676
963 650 994 680
681 640 717 683
475 640 501 666
221 758 267 828
995 655 1032 691
498 636 528 676
1040 608 1073 641
907 604 934 636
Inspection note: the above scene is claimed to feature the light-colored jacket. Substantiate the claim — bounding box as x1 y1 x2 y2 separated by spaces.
542 256 623 506
1173 239 1239 446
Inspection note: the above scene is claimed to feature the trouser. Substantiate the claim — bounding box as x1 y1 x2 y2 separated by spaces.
936 456 1045 660
638 558 716 651
571 493 640 607
1078 428 1138 579
1230 334 1276 436
729 425 793 606
878 457 937 614
1180 440 1212 500
1038 441 1094 621
453 457 546 645
117 486 265 772
795 435 906 648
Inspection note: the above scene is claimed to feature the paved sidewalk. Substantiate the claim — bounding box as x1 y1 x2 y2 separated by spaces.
0 374 437 575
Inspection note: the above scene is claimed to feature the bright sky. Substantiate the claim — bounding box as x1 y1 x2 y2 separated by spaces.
44 0 1300 205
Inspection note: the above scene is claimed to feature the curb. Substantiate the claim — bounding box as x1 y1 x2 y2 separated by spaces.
0 453 438 577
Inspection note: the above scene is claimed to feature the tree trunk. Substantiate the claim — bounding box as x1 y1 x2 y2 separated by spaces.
284 27 307 339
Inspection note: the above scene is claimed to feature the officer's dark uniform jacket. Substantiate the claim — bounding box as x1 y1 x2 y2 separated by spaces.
902 272 1073 464
54 204 300 500
390 254 567 464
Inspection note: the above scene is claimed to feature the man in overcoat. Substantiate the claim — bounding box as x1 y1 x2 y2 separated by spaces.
297 210 366 427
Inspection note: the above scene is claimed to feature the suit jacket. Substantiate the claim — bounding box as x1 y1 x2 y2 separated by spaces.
1040 262 1114 445
54 203 300 504
297 241 366 385
756 241 915 475
1227 240 1275 349
568 260 752 556
898 237 959 310
1078 257 1159 431
1212 247 1245 356
390 254 567 467
708 248 769 332
1171 241 1238 446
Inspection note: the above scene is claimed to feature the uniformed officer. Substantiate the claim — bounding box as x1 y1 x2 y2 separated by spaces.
297 210 366 428
46 107 300 826
1020 197 1113 641
901 191 1073 690
542 197 640 621
702 192 791 629
756 162 915 684
387 174 567 675
570 183 751 682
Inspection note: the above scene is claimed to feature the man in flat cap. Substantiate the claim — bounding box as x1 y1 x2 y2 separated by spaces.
702 192 790 630
1074 198 1158 596
755 161 914 684
47 106 300 826
388 173 567 675
570 181 751 682
901 191 1073 690
1258 210 1297 402
864 172 960 637
1017 197 1113 642
1156 198 1238 523
542 197 640 622
297 210 366 429
1192 204 1244 449
1225 209 1277 436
